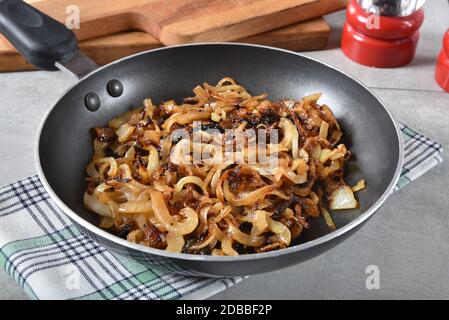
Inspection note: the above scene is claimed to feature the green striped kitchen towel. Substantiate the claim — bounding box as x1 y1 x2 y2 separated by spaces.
0 123 443 300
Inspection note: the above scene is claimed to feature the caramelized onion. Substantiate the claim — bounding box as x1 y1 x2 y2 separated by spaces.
174 176 208 195
85 77 362 255
117 200 153 213
149 188 174 230
329 185 358 210
165 232 185 252
116 123 135 143
227 223 264 246
267 217 291 246
223 181 275 207
221 236 238 256
147 145 159 174
83 192 112 217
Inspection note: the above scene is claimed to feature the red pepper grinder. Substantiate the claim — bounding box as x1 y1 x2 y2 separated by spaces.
435 29 449 92
341 0 425 68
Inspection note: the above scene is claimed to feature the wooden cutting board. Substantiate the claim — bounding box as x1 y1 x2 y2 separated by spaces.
0 18 331 72
18 0 347 44
0 0 348 72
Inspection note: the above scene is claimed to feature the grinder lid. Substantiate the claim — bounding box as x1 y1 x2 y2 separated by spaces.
357 0 426 17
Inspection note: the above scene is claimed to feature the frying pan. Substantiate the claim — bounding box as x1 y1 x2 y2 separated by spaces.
0 0 403 277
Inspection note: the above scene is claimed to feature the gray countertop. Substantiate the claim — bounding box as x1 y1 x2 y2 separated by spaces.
1 2 448 300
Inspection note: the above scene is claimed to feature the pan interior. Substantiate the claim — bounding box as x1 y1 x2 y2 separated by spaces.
38 44 400 248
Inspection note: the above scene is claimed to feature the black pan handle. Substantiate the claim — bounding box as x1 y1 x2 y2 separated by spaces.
0 0 78 71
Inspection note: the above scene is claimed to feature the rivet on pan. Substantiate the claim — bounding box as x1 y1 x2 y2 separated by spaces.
85 92 100 111
107 79 124 97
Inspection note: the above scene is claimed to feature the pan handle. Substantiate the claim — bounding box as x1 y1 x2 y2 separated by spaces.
0 0 96 77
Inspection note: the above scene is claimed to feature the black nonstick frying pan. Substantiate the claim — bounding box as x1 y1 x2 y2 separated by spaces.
0 0 403 277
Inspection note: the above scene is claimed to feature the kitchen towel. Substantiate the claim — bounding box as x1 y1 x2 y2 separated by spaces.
0 123 443 300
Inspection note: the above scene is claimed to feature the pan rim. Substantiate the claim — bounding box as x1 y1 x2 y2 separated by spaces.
35 42 404 262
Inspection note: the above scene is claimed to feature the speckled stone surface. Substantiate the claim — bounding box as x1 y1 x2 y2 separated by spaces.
0 2 448 300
